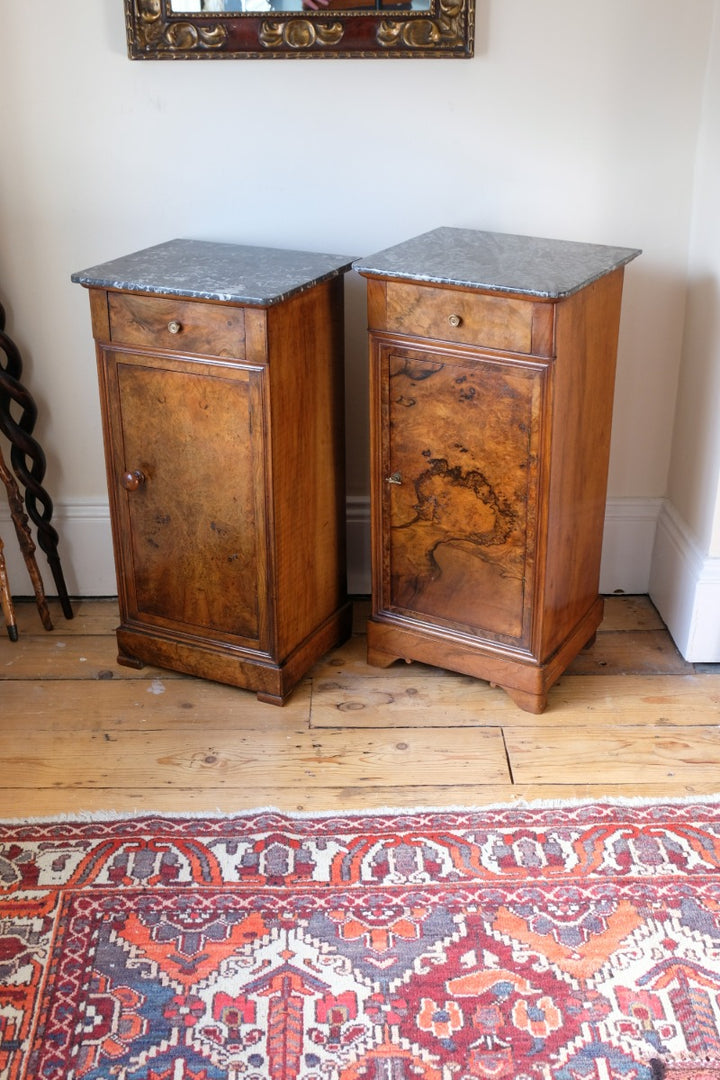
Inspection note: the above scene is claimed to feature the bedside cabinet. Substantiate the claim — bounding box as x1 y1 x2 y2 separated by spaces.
73 239 353 705
353 228 640 713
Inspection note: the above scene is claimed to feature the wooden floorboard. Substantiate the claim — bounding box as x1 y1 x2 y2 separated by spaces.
505 725 720 785
1 595 719 817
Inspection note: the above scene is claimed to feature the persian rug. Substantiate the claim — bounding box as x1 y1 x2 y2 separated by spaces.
2 800 720 1080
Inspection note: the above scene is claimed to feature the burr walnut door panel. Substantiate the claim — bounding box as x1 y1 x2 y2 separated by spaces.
375 341 548 649
101 350 268 649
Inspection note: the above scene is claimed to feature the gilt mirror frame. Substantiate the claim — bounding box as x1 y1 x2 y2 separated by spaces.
124 0 475 59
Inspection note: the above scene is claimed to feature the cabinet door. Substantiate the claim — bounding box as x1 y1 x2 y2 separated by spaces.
373 340 547 648
100 350 268 649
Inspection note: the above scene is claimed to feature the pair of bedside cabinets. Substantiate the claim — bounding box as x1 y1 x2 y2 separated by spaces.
72 228 639 712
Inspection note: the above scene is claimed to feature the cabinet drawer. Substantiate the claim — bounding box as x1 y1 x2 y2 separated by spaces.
108 293 246 357
384 282 535 354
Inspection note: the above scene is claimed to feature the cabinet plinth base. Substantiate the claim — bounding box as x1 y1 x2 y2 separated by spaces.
495 685 548 714
366 598 604 714
117 652 145 671
116 601 353 705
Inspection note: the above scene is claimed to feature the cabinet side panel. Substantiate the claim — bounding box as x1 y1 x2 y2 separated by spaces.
95 336 126 607
88 288 110 340
266 278 348 659
369 333 387 612
539 268 625 656
366 278 387 331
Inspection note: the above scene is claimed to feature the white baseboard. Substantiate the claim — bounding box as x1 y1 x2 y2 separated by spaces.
599 497 663 595
0 499 116 599
649 500 720 662
1 494 664 610
8 493 715 661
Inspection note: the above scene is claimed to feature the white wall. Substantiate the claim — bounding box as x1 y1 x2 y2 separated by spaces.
648 3 720 660
0 1 716 608
666 3 720 556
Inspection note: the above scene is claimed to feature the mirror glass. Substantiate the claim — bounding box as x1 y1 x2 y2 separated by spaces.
126 0 473 59
171 0 432 11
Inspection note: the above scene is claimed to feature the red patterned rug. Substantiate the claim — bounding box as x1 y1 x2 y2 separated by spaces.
2 800 720 1079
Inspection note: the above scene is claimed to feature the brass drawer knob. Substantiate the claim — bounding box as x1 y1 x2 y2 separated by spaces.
448 313 462 328
121 469 146 492
167 320 182 334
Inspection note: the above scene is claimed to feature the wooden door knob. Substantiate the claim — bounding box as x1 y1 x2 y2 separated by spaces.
121 469 146 492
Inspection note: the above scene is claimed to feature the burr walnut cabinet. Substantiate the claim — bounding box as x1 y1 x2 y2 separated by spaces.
354 228 640 714
73 239 353 704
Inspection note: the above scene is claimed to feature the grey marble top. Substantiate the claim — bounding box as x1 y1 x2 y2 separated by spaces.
71 239 355 306
352 227 641 299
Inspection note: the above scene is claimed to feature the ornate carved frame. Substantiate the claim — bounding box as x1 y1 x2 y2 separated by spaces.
124 0 475 59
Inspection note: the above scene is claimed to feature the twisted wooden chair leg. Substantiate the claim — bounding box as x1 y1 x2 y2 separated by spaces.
0 440 53 632
0 535 18 641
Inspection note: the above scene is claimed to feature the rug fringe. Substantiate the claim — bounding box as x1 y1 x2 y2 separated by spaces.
4 792 720 825
649 1056 720 1079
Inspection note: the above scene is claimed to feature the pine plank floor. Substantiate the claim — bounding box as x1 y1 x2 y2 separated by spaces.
1 595 719 817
